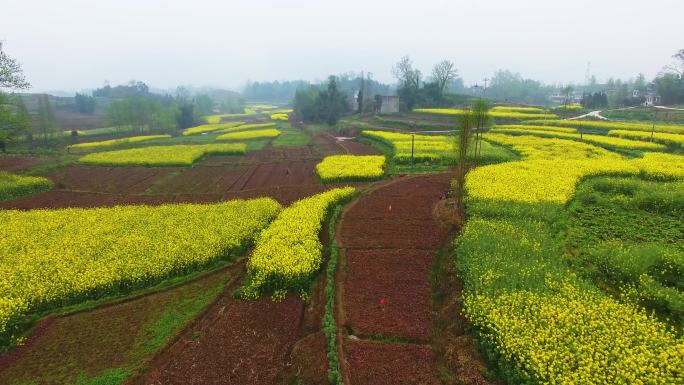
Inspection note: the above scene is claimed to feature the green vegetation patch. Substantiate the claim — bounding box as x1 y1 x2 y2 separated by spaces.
0 171 52 201
3 270 228 385
565 176 684 327
272 127 311 147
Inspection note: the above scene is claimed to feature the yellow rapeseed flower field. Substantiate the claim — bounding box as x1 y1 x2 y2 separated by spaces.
315 155 386 182
0 198 281 343
68 135 171 150
490 127 666 150
78 143 247 166
182 122 245 136
464 281 684 385
524 119 684 134
467 134 684 203
270 113 289 121
361 130 455 162
216 128 281 141
608 129 684 148
491 106 547 113
245 187 355 298
458 133 684 383
414 108 558 119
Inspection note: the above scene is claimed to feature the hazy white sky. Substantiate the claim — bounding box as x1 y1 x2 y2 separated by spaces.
2 0 682 92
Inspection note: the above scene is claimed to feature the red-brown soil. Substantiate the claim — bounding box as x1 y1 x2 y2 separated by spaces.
46 166 180 194
0 190 179 210
0 268 231 385
0 155 45 172
337 174 452 384
344 339 438 385
335 139 380 156
311 134 345 156
343 249 434 341
133 294 305 385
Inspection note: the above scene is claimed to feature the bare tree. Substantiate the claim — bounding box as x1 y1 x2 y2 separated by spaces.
432 60 458 93
666 49 684 78
392 55 421 89
0 43 30 90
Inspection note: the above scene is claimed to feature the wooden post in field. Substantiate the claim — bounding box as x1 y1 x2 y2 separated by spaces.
651 107 656 142
411 134 415 167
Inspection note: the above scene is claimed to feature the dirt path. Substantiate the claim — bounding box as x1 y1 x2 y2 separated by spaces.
337 174 449 384
336 174 497 385
567 110 608 120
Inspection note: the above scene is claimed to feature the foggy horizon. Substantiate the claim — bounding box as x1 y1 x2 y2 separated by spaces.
2 0 683 94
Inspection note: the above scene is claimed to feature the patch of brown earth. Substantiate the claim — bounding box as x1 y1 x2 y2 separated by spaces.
0 155 45 172
344 340 438 385
133 293 305 385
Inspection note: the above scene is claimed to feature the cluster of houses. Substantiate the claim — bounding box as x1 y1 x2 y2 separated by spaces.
550 83 661 107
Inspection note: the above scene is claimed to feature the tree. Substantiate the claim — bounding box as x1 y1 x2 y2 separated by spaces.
0 43 30 90
177 103 194 130
634 73 647 91
74 93 96 114
193 94 214 118
293 86 321 122
432 60 458 93
471 99 491 165
357 73 364 114
320 76 347 126
667 49 684 78
451 110 477 226
293 76 349 125
36 94 58 144
655 73 683 105
93 80 149 99
484 70 553 105
0 93 30 151
393 56 422 111
106 96 177 134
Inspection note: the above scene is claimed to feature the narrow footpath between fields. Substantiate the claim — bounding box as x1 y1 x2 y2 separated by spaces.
337 173 496 385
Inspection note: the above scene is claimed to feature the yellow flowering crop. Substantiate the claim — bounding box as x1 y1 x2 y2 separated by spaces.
465 283 684 385
0 198 281 343
270 113 289 121
490 127 666 150
315 155 386 182
182 122 245 136
554 103 583 110
414 108 558 119
361 130 455 162
245 187 355 297
457 133 684 383
468 134 684 203
78 143 246 166
0 172 52 202
216 128 281 141
215 122 277 134
361 130 514 164
494 124 578 133
524 119 684 134
67 135 171 150
491 106 547 113
608 129 684 148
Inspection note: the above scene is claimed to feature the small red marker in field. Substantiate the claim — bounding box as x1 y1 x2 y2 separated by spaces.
380 298 386 305
388 205 392 213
